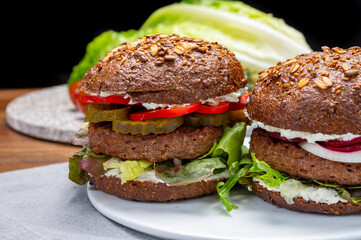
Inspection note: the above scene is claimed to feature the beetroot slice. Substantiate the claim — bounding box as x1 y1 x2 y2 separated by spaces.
322 136 361 147
267 132 305 143
318 143 361 152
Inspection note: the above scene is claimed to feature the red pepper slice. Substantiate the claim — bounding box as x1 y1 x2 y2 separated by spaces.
68 80 88 113
195 102 230 114
229 92 249 111
130 103 201 121
81 95 130 105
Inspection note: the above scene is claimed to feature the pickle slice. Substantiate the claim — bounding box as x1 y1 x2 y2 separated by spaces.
85 103 124 112
184 112 230 127
84 106 130 123
113 116 184 135
229 109 252 125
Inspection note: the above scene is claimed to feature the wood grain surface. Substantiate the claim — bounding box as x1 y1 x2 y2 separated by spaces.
0 88 79 172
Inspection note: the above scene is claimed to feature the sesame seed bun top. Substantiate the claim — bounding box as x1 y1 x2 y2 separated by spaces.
247 46 361 135
80 33 247 104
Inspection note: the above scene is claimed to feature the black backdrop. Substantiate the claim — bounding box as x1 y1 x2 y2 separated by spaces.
4 0 361 88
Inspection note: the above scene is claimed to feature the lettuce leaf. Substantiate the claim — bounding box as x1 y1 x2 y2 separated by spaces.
218 149 361 211
155 157 226 186
212 122 246 171
67 30 138 87
67 0 311 87
217 149 287 211
139 0 312 73
314 180 361 205
155 122 246 185
68 147 111 185
103 158 153 184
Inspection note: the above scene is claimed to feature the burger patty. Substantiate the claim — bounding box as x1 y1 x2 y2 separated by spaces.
89 123 223 162
250 128 361 186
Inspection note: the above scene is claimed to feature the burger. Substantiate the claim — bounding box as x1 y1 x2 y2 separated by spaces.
242 46 361 215
68 33 249 202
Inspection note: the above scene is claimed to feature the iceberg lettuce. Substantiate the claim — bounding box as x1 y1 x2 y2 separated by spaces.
67 0 312 87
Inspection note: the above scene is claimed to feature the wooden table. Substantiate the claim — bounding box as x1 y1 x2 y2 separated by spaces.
0 88 79 172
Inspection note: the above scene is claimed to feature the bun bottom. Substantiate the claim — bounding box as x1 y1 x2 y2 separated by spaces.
90 176 225 202
252 182 361 215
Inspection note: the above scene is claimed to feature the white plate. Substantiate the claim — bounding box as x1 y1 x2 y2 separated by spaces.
88 183 361 240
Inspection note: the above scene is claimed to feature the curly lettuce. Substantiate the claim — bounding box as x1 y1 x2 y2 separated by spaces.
218 148 361 211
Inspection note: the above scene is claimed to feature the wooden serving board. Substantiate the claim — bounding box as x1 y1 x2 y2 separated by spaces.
6 85 84 143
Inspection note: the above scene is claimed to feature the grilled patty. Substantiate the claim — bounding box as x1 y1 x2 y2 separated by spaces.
89 123 223 162
250 128 361 186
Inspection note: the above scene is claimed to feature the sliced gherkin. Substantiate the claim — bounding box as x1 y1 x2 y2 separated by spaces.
84 105 130 123
184 112 230 127
229 109 253 125
85 103 123 112
113 116 184 135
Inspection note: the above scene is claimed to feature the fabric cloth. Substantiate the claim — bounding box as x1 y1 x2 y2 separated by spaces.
0 163 158 240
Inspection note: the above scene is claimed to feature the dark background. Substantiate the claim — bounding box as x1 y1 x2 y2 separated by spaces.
4 0 361 88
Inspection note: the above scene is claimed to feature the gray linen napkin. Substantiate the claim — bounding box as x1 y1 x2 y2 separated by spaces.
0 163 158 240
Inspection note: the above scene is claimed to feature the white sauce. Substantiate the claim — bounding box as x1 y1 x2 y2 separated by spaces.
253 178 348 205
85 87 248 110
105 168 229 185
245 110 360 143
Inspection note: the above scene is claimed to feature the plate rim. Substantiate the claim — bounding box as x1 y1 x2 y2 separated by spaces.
87 183 361 240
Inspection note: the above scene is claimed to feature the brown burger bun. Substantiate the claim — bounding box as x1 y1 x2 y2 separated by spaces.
91 176 225 202
247 46 361 135
80 33 247 104
252 182 361 215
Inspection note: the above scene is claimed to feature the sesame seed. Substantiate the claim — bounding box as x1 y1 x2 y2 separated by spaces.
298 78 310 88
201 58 206 62
150 45 158 56
341 63 349 71
344 69 359 77
290 63 300 73
164 55 176 61
174 46 185 55
119 56 127 65
314 78 327 90
322 76 333 87
284 59 297 66
321 71 330 76
259 72 268 79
